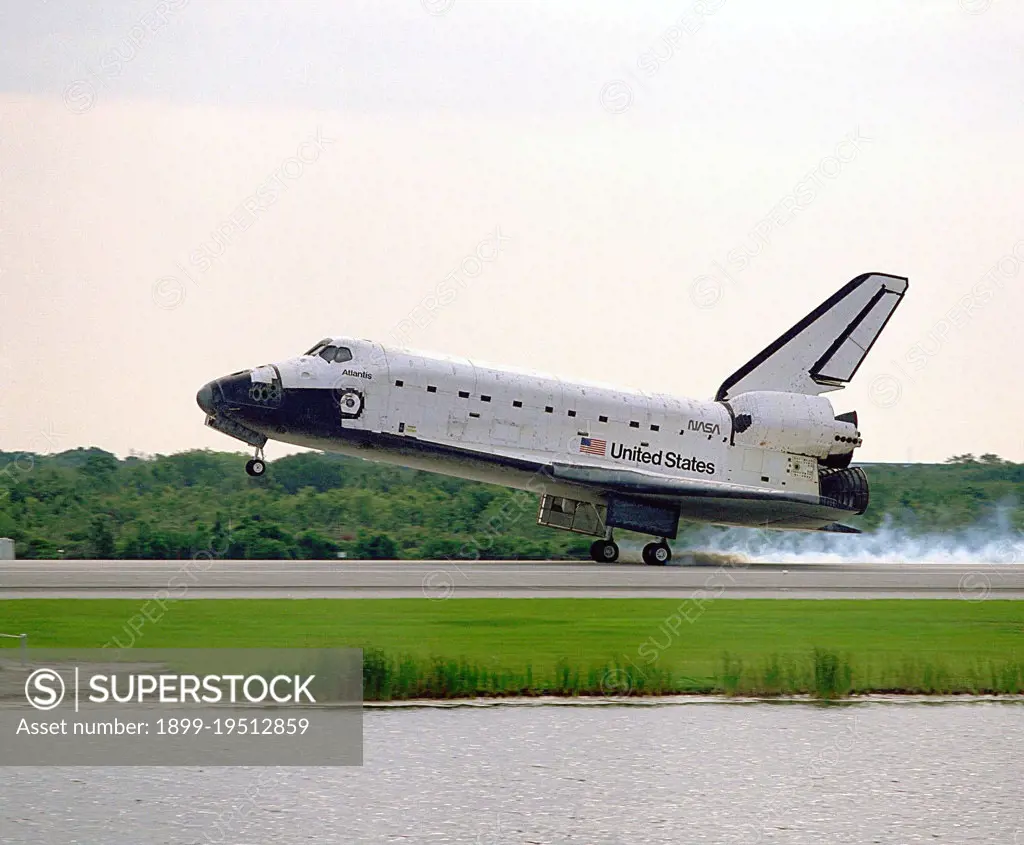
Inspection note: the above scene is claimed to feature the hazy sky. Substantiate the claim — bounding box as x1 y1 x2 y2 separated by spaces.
1 0 1022 463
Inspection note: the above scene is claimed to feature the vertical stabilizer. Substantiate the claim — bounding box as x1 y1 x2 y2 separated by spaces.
716 272 909 401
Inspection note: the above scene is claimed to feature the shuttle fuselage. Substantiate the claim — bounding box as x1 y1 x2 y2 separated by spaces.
197 272 908 563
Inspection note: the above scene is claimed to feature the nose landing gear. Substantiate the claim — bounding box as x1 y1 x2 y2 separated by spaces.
244 448 267 477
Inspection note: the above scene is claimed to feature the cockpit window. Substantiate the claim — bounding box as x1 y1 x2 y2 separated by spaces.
304 340 353 363
304 338 332 356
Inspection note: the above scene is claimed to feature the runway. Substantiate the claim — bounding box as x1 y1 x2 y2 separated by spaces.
2 559 1023 599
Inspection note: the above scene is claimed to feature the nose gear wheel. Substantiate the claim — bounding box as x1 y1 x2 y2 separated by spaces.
245 447 267 477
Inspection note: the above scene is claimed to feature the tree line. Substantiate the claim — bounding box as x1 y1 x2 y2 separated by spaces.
0 448 1021 560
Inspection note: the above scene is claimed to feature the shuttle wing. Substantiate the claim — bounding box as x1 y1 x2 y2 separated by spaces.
549 461 867 531
550 461 822 506
716 272 909 401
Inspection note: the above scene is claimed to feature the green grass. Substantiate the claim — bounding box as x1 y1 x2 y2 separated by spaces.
1 599 1022 698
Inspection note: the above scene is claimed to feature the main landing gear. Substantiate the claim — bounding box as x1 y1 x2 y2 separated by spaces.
642 541 672 566
589 531 673 565
244 448 267 477
589 538 619 563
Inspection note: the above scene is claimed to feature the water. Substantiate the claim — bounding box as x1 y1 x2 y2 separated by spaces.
2 701 1022 844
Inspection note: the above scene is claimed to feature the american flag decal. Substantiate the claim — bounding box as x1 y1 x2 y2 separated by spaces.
579 437 607 456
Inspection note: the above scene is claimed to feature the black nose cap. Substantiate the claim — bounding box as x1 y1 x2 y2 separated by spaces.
196 382 217 415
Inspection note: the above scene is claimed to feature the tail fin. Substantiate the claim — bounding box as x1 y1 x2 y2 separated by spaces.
716 272 909 401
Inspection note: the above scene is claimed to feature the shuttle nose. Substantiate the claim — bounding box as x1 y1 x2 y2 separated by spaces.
196 382 217 415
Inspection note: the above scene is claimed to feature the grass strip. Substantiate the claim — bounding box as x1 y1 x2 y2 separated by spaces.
1 599 1021 698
